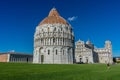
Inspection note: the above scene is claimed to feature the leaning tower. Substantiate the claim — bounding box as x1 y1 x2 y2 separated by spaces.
33 8 74 64
105 40 113 63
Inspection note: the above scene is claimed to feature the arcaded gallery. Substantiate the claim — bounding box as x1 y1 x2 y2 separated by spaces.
0 52 33 63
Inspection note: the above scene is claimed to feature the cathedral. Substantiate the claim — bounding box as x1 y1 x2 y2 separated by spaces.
75 40 113 63
33 8 74 64
33 8 113 64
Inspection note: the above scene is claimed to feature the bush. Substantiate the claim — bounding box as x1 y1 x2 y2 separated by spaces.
116 61 120 63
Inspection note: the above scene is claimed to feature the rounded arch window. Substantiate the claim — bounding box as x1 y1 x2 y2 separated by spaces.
61 27 62 31
48 50 50 55
54 27 56 32
56 50 57 55
53 38 55 43
41 39 43 43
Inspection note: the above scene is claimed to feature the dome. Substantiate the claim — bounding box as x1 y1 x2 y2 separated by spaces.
39 8 69 26
86 39 92 44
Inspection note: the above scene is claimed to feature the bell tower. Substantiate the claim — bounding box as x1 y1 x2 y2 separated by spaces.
105 40 112 51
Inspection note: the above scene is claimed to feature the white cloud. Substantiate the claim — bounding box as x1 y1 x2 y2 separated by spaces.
8 50 15 52
68 16 78 22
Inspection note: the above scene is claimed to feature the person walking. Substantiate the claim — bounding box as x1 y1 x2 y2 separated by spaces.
107 63 110 69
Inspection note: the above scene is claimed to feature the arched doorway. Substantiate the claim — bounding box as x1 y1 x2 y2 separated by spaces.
39 47 44 64
68 48 72 64
80 58 82 63
86 57 88 63
79 55 82 63
41 55 44 64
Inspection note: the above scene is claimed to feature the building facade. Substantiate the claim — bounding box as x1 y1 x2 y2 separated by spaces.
0 52 33 63
113 57 120 63
33 8 74 64
75 40 113 64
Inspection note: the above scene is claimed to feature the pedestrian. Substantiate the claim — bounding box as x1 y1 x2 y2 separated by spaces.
107 63 110 69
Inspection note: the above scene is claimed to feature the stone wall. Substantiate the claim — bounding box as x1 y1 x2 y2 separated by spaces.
0 54 8 62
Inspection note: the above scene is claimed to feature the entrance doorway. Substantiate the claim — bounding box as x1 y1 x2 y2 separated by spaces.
80 58 82 62
86 57 88 63
41 55 44 64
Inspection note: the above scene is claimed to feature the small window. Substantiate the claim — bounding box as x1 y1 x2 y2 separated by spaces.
54 27 56 31
48 27 50 32
61 28 62 31
41 39 43 43
56 50 57 55
63 50 64 55
53 38 55 43
66 27 68 31
70 28 72 32
48 50 50 55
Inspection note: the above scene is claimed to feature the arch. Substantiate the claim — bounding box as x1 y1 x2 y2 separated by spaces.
58 29 60 32
61 27 62 31
67 48 73 64
66 26 68 31
56 49 58 55
86 57 88 63
53 37 55 43
79 55 82 63
41 39 43 44
53 47 57 64
53 27 56 32
39 47 44 64
41 55 44 64
80 58 82 63
60 47 64 54
48 50 50 55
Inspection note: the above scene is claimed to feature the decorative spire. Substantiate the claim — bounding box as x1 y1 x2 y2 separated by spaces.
52 1 55 9
48 7 59 17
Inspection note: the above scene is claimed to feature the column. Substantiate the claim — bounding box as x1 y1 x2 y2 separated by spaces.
61 38 63 45
44 38 45 45
39 39 41 46
50 38 51 45
51 38 53 45
49 38 50 45
57 38 58 45
47 38 48 45
45 38 46 45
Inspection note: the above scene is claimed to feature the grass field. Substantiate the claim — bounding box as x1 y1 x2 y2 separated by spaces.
0 63 120 80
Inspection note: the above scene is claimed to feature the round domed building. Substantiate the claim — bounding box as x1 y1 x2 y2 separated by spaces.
33 8 74 64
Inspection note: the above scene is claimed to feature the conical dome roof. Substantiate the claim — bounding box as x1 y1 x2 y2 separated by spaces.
39 8 69 26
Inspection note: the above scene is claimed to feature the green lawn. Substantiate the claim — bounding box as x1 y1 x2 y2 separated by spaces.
0 63 120 80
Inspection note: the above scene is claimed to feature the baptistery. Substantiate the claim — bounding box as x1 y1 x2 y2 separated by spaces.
33 8 74 64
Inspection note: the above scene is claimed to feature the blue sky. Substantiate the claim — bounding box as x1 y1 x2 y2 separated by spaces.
0 0 120 57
